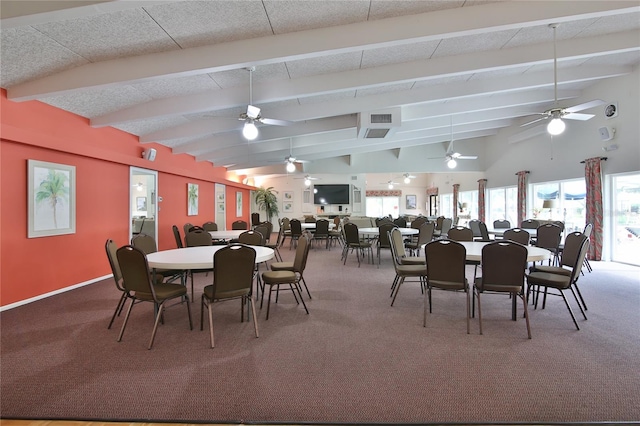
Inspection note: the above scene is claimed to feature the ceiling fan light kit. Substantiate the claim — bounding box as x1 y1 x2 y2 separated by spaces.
286 161 296 173
547 117 566 135
447 158 457 169
242 121 259 140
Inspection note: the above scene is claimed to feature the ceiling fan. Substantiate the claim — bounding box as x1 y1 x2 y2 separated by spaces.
401 173 416 184
238 67 292 140
380 179 400 189
294 174 320 187
281 138 309 172
520 24 604 135
428 118 477 168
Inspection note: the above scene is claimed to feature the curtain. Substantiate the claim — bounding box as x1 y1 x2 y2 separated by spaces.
452 184 460 221
477 179 487 223
584 157 604 260
516 171 529 226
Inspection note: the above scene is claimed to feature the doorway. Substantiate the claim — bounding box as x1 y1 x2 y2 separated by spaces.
610 172 640 266
130 167 158 243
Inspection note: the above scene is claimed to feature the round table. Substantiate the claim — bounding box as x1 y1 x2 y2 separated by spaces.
458 241 549 262
208 230 246 240
487 227 537 239
147 245 274 269
358 227 418 237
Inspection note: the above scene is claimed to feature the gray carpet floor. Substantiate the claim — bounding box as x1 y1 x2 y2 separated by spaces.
1 242 639 424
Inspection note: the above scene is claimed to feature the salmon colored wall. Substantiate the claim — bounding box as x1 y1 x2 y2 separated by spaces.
0 91 254 308
225 186 251 229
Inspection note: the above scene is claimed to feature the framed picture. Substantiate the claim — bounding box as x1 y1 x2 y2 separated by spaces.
406 194 417 210
136 196 147 212
188 183 198 216
283 191 294 201
283 201 293 212
28 159 76 238
236 191 243 217
217 203 225 213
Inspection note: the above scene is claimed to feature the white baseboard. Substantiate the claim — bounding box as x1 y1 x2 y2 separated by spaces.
0 274 112 312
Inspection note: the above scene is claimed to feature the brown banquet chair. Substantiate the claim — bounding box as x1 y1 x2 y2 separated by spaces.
200 244 258 348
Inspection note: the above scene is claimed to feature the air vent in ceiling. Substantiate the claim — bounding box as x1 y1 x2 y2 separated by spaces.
357 107 401 139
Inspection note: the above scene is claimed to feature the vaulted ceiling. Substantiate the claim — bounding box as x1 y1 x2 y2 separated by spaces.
2 1 639 177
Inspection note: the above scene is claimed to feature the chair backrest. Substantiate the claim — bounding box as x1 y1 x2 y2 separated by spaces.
251 212 261 226
105 239 124 291
447 226 473 242
503 228 530 245
289 219 303 236
378 223 398 249
440 218 453 234
417 221 435 245
238 230 264 245
133 217 146 234
343 222 361 245
185 229 213 247
536 223 562 251
411 216 428 229
435 216 445 230
583 223 593 238
254 224 270 243
493 219 511 229
183 222 194 235
393 217 407 228
315 219 330 236
389 227 409 259
232 220 248 230
281 217 291 231
212 244 256 297
453 216 460 226
468 219 482 237
202 221 218 232
116 245 156 299
425 239 466 284
131 233 158 254
333 216 341 227
568 234 590 284
560 231 589 269
480 241 527 287
478 221 491 241
552 221 565 231
292 234 311 273
172 225 183 248
521 219 539 229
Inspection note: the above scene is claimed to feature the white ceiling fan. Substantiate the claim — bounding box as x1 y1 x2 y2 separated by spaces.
280 138 309 172
428 117 477 168
238 67 292 140
294 174 321 187
401 173 416 184
519 24 605 135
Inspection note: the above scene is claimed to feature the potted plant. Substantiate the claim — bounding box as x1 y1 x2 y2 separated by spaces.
254 186 279 223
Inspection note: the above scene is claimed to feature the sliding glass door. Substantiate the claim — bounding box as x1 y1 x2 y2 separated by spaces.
610 173 640 266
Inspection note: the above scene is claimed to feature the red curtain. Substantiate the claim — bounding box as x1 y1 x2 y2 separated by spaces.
478 179 487 223
452 184 460 221
584 157 604 260
516 171 529 226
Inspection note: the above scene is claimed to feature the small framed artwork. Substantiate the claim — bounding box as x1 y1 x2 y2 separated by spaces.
283 201 293 212
28 159 76 238
236 191 243 217
406 194 417 210
136 196 147 211
283 191 294 201
188 183 199 216
217 203 225 213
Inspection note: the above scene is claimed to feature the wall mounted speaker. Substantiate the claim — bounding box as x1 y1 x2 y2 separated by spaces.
598 126 615 142
142 148 157 161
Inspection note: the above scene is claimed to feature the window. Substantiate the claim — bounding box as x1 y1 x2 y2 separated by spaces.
531 178 587 234
488 186 517 226
458 190 478 224
611 173 640 266
366 197 400 218
440 193 453 218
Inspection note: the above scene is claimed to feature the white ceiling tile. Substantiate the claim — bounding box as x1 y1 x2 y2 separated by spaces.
40 86 152 118
145 0 273 48
33 9 178 62
361 40 440 68
578 12 640 37
582 51 640 67
298 91 356 105
0 26 88 87
503 20 597 49
208 63 290 89
356 82 414 97
412 75 470 89
286 52 362 79
264 0 369 34
368 0 463 20
432 29 519 57
131 75 220 99
114 115 190 137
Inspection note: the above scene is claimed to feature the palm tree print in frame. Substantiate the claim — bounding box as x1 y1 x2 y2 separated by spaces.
28 160 76 238
188 183 199 216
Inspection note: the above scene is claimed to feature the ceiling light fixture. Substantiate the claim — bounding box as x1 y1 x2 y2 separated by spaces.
286 161 296 173
447 158 457 169
242 120 258 140
404 176 411 184
388 182 394 189
304 177 311 187
547 116 566 136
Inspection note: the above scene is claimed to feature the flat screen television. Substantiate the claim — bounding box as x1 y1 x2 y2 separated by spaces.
313 184 350 205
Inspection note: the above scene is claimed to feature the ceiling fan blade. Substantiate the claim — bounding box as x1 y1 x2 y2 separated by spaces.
564 112 595 121
520 116 547 127
246 104 260 119
260 117 293 126
457 155 478 160
564 99 605 113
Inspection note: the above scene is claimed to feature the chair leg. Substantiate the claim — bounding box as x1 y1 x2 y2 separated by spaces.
569 287 588 320
117 298 135 342
108 292 127 329
208 299 215 348
148 301 166 350
519 292 532 339
299 276 312 299
390 277 405 306
476 290 483 335
266 286 274 320
573 283 588 311
559 289 580 330
295 282 309 314
249 296 259 338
